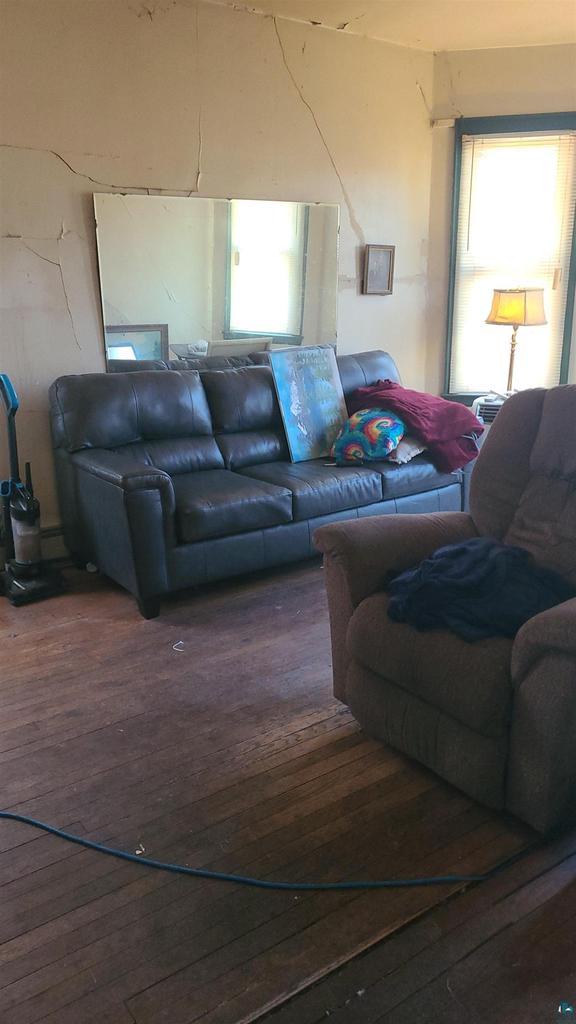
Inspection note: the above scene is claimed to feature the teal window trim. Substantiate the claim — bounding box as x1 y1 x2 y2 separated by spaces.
445 112 576 395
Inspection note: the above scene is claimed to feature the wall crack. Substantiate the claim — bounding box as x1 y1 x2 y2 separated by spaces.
416 81 432 120
18 239 82 350
194 2 204 193
437 53 463 118
0 143 198 194
21 242 60 267
130 1 179 20
2 230 82 242
272 18 365 246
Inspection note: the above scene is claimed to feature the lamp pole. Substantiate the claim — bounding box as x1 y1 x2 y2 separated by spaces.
507 325 519 393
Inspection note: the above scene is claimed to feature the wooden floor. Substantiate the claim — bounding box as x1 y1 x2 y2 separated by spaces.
0 563 569 1024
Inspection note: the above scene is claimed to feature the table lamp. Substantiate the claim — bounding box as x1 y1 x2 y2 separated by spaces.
485 287 547 393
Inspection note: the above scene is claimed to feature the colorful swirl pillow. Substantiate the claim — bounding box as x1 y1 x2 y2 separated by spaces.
331 408 405 464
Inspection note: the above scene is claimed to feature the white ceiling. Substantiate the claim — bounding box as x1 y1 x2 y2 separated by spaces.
208 0 576 51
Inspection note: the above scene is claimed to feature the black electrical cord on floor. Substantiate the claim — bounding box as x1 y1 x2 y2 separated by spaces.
0 810 519 891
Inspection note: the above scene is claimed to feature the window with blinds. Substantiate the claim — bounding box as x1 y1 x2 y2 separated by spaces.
448 128 576 395
228 200 306 339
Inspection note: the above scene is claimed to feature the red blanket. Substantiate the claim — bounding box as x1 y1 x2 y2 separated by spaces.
349 380 484 473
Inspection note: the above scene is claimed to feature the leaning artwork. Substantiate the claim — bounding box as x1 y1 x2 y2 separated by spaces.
270 346 348 462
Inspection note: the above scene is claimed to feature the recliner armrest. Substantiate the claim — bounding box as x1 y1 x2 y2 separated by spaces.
314 511 478 609
508 596 576 833
314 511 478 702
512 596 576 682
71 449 175 516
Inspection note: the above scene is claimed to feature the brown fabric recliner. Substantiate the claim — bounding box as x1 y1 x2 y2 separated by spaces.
315 386 576 834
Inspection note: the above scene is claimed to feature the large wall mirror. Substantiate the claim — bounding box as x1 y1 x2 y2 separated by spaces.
94 194 339 367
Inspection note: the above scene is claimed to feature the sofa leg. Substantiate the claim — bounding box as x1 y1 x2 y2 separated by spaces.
137 596 160 619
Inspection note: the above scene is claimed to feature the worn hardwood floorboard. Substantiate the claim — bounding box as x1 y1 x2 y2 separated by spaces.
262 789 576 1021
0 565 533 1024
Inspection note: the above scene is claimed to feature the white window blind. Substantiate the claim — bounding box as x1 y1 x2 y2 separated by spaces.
449 132 576 394
229 200 305 336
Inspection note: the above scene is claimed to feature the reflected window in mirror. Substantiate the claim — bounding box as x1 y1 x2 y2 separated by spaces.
227 200 307 344
107 344 137 360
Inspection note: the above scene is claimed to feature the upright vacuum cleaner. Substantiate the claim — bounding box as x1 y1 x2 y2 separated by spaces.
0 374 64 605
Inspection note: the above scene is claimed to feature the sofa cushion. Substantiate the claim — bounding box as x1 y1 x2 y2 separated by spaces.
112 437 224 476
202 366 280 432
50 370 215 452
370 455 460 499
216 431 288 471
347 591 513 738
201 366 289 469
337 351 401 402
169 356 257 370
172 470 292 543
238 460 383 520
108 359 168 372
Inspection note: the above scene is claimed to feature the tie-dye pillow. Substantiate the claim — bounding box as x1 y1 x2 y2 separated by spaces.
331 408 405 465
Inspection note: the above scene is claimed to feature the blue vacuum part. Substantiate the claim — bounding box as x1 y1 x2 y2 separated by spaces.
0 810 516 891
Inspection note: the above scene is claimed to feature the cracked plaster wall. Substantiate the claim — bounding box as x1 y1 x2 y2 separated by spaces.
425 43 576 394
0 0 435 530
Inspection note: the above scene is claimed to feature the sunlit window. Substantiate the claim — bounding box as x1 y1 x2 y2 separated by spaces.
228 200 306 338
448 128 576 394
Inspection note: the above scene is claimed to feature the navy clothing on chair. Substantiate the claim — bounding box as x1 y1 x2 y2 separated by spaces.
387 537 575 641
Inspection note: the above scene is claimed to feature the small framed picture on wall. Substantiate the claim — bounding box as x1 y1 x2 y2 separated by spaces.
362 244 395 295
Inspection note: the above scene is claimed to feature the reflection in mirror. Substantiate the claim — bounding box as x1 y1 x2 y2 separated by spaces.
94 195 339 367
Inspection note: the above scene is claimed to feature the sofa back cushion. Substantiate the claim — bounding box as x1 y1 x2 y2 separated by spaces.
168 355 257 370
201 366 288 469
50 350 403 474
50 370 224 473
107 359 169 373
337 351 401 403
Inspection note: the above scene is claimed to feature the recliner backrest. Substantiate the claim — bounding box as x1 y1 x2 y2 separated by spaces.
470 385 576 582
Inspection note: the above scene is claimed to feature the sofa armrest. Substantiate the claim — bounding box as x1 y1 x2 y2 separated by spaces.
507 598 576 833
72 450 175 516
69 449 175 602
314 512 478 701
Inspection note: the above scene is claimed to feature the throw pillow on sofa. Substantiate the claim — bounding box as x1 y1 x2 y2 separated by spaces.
331 408 405 465
388 436 427 464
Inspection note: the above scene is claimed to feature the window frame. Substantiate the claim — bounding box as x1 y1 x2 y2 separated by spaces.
223 203 309 346
445 112 576 401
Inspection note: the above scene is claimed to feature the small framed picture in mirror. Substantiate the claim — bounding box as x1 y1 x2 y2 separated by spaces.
362 244 395 295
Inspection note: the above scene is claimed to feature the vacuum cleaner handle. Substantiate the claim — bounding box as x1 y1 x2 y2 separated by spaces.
0 375 19 418
0 374 21 489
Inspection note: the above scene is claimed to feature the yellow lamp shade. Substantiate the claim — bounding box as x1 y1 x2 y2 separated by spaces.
486 288 547 327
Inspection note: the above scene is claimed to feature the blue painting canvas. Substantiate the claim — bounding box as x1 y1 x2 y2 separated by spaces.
270 347 348 462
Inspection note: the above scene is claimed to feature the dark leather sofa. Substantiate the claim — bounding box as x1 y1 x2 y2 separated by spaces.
50 351 463 617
